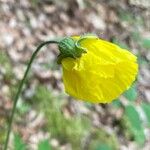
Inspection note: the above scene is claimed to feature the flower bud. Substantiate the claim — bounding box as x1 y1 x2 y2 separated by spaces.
57 37 87 64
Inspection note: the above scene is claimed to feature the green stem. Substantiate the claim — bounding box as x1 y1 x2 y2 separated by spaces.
4 40 59 150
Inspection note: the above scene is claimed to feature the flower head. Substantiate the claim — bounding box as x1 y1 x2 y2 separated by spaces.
58 34 138 103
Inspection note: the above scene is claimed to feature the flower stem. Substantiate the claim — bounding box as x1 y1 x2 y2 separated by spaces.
4 40 59 150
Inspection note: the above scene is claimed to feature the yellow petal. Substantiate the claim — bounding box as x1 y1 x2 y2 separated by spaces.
62 37 138 103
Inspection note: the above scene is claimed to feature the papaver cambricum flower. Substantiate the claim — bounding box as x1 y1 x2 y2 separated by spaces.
57 34 138 103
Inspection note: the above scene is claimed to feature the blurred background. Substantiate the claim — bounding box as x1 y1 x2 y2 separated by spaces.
0 0 150 150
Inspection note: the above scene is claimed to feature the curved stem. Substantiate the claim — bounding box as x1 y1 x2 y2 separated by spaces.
4 40 59 150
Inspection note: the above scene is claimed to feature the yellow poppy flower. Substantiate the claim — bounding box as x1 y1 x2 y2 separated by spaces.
60 35 138 103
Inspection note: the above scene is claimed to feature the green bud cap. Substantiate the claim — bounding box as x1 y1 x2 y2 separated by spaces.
57 37 87 64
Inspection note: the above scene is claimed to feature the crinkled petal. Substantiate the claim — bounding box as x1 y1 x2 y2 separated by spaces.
62 37 138 103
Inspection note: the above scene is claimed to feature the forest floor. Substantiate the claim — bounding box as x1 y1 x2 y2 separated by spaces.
0 0 150 150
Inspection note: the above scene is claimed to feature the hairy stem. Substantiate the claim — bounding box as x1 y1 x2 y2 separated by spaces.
4 40 59 150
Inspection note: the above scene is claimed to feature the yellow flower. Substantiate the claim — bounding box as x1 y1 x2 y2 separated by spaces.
60 35 138 103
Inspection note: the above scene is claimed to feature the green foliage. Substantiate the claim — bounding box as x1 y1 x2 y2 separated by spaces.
43 61 59 71
142 38 150 49
118 10 134 23
123 84 137 101
131 31 141 42
14 134 27 150
16 100 30 115
0 51 10 65
112 38 129 49
33 85 91 150
13 134 52 150
118 10 144 26
95 144 112 150
0 51 13 81
131 30 150 50
0 51 19 100
112 82 149 146
0 123 6 147
38 139 51 150
124 105 145 145
89 129 118 150
31 0 40 7
112 99 121 108
137 54 148 65
141 103 150 126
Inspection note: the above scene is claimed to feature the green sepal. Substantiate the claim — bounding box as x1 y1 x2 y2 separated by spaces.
57 37 87 64
57 34 98 64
